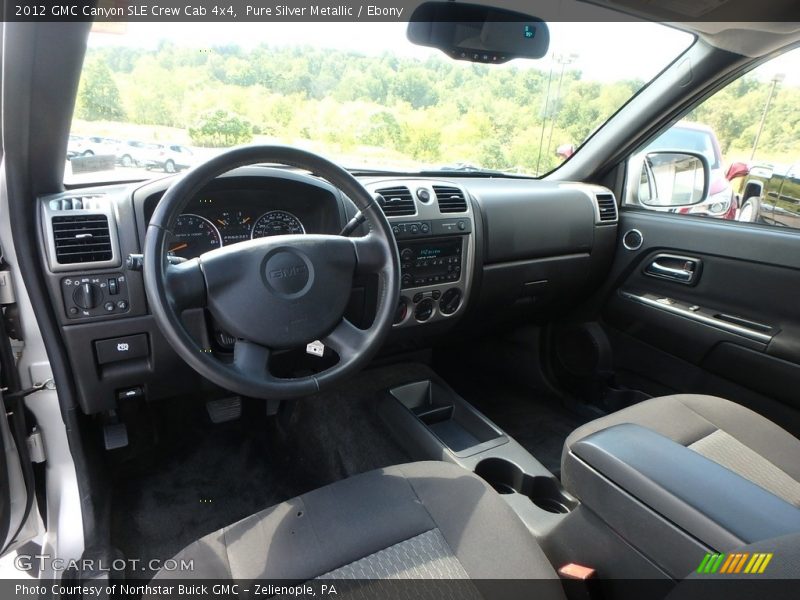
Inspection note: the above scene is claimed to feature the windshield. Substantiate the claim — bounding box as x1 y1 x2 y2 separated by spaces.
66 21 692 184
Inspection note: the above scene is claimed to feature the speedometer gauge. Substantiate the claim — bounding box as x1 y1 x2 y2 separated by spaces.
251 210 306 238
167 214 222 259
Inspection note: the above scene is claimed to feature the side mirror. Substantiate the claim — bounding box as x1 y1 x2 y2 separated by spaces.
636 151 710 208
726 161 750 181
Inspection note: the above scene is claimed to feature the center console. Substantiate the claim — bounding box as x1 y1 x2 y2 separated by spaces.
379 375 580 537
365 180 475 328
378 373 687 581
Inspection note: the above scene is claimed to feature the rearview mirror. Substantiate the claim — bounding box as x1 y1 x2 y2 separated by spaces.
637 151 710 208
407 2 549 64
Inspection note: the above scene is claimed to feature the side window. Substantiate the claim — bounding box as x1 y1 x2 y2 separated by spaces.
625 47 800 229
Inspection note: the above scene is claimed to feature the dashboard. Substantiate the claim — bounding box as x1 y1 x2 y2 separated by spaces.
38 166 619 415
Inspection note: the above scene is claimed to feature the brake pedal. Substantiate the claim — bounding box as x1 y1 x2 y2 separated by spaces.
206 396 242 424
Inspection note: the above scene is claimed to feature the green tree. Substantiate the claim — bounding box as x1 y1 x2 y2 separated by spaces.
406 122 442 161
478 139 508 170
392 69 439 109
188 110 253 147
76 58 126 121
360 110 405 148
123 57 185 126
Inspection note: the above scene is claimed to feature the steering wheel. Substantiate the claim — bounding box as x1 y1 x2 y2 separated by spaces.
143 146 400 400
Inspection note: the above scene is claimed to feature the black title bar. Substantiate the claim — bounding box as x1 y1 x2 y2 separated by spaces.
3 0 786 22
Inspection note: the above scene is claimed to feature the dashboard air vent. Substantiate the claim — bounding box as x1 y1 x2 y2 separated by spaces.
433 186 467 213
376 186 415 216
596 193 618 222
52 214 113 265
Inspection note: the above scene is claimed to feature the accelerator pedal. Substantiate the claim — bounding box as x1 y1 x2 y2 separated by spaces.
206 396 242 424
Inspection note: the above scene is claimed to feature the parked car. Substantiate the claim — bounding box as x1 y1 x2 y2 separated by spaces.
143 143 195 173
738 162 800 228
69 135 119 158
642 122 738 219
114 140 151 167
66 134 83 160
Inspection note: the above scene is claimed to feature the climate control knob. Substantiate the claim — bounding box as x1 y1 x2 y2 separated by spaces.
414 299 434 322
439 288 462 315
73 282 103 309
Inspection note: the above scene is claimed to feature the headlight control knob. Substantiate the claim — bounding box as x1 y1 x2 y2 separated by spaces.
73 282 103 309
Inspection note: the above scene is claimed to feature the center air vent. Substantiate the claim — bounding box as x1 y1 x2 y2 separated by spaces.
433 186 467 213
376 186 415 216
52 214 113 265
595 193 618 222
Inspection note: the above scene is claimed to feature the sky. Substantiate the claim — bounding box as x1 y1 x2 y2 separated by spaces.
89 21 696 85
750 47 800 86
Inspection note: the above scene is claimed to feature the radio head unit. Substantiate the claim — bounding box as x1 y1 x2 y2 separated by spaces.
399 238 462 289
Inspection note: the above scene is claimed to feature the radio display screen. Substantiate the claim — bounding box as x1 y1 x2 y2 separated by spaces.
418 244 453 258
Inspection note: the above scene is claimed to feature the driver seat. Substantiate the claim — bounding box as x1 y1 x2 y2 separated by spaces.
151 461 564 590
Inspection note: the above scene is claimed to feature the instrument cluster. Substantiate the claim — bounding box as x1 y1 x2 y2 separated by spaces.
151 179 344 260
167 209 306 259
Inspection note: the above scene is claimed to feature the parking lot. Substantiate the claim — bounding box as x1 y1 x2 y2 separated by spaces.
64 136 226 184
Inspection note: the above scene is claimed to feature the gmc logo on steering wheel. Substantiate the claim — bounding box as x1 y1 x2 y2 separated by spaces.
269 265 307 279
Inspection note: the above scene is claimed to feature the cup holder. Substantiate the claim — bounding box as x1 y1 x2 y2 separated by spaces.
475 457 578 514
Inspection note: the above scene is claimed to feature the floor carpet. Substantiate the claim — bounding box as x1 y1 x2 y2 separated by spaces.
108 363 432 579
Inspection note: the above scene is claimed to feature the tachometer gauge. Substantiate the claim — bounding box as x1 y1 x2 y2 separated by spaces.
167 214 222 259
251 210 305 238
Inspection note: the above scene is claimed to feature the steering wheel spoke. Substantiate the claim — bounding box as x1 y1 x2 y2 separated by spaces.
352 233 389 275
233 339 274 380
165 258 206 311
323 318 366 363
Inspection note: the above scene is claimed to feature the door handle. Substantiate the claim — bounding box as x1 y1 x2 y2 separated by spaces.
649 261 694 281
644 254 700 284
